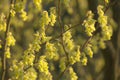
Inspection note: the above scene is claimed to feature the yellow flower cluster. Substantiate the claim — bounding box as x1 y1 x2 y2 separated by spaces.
6 32 16 46
23 32 41 66
14 1 27 21
81 55 88 66
23 68 37 80
5 47 11 58
63 27 74 51
33 0 42 9
59 57 66 72
45 42 58 60
20 9 27 21
97 5 112 40
9 60 24 80
63 25 81 65
37 56 49 74
0 13 6 32
82 11 96 36
5 32 16 58
40 11 50 28
23 53 35 66
69 67 78 80
10 4 16 17
85 44 93 58
49 7 56 26
40 32 51 43
69 46 81 65
40 7 56 30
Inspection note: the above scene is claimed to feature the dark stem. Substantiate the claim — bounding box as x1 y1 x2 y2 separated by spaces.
57 0 69 60
57 64 70 80
57 0 70 79
1 0 14 80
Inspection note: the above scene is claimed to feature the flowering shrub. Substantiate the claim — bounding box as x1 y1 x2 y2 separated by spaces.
0 0 116 80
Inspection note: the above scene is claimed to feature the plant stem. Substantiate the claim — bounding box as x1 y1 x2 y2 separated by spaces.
1 0 14 80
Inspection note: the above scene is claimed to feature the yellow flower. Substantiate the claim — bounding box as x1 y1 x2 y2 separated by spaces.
6 32 16 46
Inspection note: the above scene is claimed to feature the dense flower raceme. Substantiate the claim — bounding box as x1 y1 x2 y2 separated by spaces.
9 60 24 80
97 5 112 41
40 7 56 28
82 11 96 36
10 4 16 17
63 25 75 51
81 54 88 66
36 56 53 80
23 32 41 66
49 7 57 26
23 68 37 80
37 56 49 74
69 46 81 65
0 13 6 32
6 32 16 46
5 32 16 58
69 67 78 80
59 57 67 72
45 42 58 60
33 0 42 9
85 44 93 58
14 0 27 21
63 25 81 65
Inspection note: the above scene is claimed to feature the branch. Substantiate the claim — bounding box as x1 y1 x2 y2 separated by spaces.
1 0 15 80
56 0 71 79
57 64 70 80
57 0 69 62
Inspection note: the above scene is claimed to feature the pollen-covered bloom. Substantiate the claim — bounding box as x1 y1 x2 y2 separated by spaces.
69 46 81 64
40 11 50 27
49 7 56 26
97 5 113 40
6 32 16 46
45 42 57 60
85 44 93 58
20 9 27 21
69 67 78 80
63 26 75 51
33 0 42 8
0 13 6 32
81 55 88 66
37 56 49 74
82 11 96 36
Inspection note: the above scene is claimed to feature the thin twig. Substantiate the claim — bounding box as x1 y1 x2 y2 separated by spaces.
57 0 69 61
1 0 14 80
57 64 70 80
57 0 70 79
